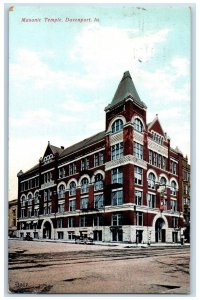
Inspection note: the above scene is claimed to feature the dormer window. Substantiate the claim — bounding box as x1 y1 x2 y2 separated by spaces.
43 154 54 164
112 119 123 133
151 131 164 145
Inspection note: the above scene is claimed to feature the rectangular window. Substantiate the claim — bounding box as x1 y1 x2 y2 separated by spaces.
94 215 103 226
135 190 142 205
68 217 75 228
81 158 89 171
58 203 65 213
28 208 32 218
94 152 104 167
111 190 123 206
68 231 75 240
58 232 64 239
170 200 177 212
21 209 25 218
170 161 177 174
111 142 123 160
57 219 63 228
80 197 89 210
94 194 104 209
99 152 104 165
162 157 166 170
112 167 123 184
79 216 87 227
44 191 47 201
47 205 52 214
69 200 76 211
134 142 143 160
59 168 63 178
172 217 179 228
34 209 39 217
158 155 162 168
134 166 143 185
112 213 122 226
149 150 153 164
147 194 156 208
136 212 143 226
69 163 76 175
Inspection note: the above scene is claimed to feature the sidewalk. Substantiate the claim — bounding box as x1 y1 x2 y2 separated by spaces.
9 237 190 248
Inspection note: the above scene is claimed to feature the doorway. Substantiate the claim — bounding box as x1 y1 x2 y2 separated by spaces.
43 221 52 239
155 218 166 243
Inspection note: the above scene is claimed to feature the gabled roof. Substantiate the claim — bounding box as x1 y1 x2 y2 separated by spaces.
148 114 165 136
49 144 64 155
60 131 105 158
110 71 147 109
20 131 105 176
42 142 65 160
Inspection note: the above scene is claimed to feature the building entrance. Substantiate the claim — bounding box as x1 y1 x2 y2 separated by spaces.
155 218 166 243
43 221 51 239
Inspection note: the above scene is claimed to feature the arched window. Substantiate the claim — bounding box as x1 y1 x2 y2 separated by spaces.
34 192 39 204
58 184 65 199
94 174 103 191
21 195 26 207
28 194 32 205
111 119 123 133
148 173 156 189
171 181 177 196
69 181 76 196
81 178 89 194
160 177 167 186
134 118 143 132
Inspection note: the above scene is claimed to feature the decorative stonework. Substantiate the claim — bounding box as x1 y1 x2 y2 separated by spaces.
40 180 56 190
148 138 168 157
110 131 123 145
105 155 147 170
133 131 144 145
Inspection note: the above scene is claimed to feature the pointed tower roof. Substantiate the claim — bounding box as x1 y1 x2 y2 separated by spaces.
110 71 147 109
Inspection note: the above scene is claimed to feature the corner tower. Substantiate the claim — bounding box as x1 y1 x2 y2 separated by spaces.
104 71 148 213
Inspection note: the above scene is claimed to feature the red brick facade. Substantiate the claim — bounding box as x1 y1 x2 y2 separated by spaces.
17 71 185 244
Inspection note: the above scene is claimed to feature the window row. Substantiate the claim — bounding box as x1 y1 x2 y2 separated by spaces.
20 212 145 230
111 142 143 161
134 167 178 195
58 174 104 199
149 150 166 170
20 177 39 192
151 131 164 145
111 118 144 134
58 152 104 178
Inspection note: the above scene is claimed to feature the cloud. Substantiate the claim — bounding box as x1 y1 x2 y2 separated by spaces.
69 24 171 85
10 109 53 127
136 56 190 106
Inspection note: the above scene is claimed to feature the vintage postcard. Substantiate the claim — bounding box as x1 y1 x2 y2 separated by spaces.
8 4 191 295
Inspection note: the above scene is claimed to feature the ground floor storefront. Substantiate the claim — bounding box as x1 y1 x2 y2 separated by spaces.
17 210 185 244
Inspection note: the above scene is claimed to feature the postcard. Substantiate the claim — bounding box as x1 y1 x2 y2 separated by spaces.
8 4 191 295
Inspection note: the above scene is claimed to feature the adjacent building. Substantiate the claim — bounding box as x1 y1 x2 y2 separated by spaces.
8 199 18 237
182 156 190 242
17 71 187 244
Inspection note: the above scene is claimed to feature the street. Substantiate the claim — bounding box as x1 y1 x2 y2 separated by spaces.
8 239 190 294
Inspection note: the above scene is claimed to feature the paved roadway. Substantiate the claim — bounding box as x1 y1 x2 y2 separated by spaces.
8 239 190 295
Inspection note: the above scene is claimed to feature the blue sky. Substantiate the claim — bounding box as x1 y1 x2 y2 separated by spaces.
9 4 191 200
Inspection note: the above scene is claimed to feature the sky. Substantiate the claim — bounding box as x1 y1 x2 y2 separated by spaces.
9 4 191 201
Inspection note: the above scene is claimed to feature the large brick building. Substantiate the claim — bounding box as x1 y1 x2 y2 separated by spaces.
17 71 186 244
